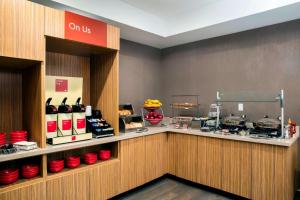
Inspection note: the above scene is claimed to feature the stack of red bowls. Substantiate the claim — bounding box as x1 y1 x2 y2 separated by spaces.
10 130 27 144
83 153 98 165
65 156 80 168
21 164 39 179
0 132 6 146
99 150 111 161
48 159 64 173
0 168 19 185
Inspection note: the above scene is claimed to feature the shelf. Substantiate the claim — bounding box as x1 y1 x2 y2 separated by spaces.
0 56 41 69
0 176 43 193
46 158 119 180
0 57 44 147
0 155 43 192
46 36 116 57
0 148 43 163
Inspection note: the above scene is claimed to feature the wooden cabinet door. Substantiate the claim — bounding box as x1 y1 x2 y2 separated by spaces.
120 137 145 192
222 140 251 198
0 181 45 200
174 133 198 182
89 159 120 200
144 133 168 182
0 0 45 60
197 136 222 188
251 144 275 200
46 169 89 200
167 133 177 175
252 144 296 200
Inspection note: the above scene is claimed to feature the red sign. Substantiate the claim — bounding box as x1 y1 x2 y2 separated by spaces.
62 119 72 130
47 121 57 132
55 79 68 92
77 119 86 129
65 11 107 47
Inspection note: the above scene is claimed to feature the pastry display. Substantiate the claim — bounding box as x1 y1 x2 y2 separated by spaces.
118 110 132 116
119 104 145 132
125 122 143 129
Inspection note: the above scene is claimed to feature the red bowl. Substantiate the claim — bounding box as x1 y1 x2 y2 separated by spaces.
83 153 98 164
10 136 27 139
49 166 64 173
83 152 97 158
22 171 39 179
84 158 97 165
10 130 27 135
0 169 19 185
0 175 19 185
145 118 162 125
0 168 18 175
99 150 111 160
22 164 39 176
66 156 80 161
66 162 80 168
0 132 6 138
10 134 27 137
22 164 39 170
22 174 38 179
49 159 64 166
0 173 19 180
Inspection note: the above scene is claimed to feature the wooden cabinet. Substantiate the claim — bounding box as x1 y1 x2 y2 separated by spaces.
0 181 45 200
0 0 45 60
167 133 177 175
222 140 251 198
46 169 90 200
251 144 275 200
174 134 198 182
120 137 145 192
46 160 120 200
144 134 168 182
251 143 297 200
89 159 120 200
196 137 223 189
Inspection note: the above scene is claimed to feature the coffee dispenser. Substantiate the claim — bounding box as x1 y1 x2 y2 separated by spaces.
72 98 86 134
58 97 72 136
45 98 58 138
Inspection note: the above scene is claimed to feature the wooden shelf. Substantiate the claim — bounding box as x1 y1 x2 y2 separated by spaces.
0 56 41 70
46 158 119 180
46 36 116 57
0 176 43 193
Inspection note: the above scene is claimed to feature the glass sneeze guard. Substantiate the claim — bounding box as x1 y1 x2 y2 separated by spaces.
215 90 284 137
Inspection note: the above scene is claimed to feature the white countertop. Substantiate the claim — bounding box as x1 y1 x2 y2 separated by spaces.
0 126 298 163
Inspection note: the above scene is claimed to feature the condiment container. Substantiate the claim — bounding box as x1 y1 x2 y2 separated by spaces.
72 98 86 134
58 98 72 136
45 98 58 138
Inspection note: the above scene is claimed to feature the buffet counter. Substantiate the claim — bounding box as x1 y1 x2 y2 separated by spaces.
1 126 298 163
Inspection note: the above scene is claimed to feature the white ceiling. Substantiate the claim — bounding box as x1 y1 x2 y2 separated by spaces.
33 0 300 49
120 0 217 19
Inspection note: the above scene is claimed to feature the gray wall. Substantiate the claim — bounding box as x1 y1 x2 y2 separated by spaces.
119 39 162 114
120 20 300 122
161 19 300 122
